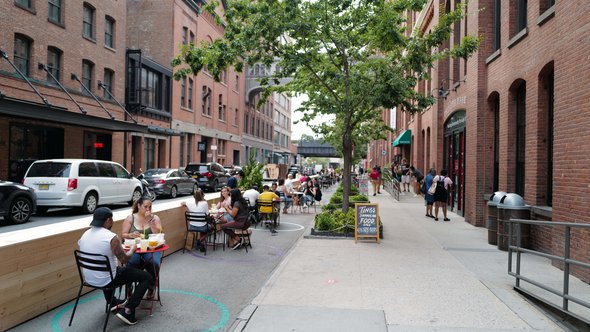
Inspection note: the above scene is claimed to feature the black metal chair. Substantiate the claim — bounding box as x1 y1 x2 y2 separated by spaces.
257 199 280 227
69 250 121 332
184 212 218 254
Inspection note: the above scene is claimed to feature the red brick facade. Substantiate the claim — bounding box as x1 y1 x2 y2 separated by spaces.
374 1 590 280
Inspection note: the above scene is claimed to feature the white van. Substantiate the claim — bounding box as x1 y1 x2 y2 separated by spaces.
24 159 142 214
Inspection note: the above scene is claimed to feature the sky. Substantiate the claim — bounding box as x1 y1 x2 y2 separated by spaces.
290 94 334 140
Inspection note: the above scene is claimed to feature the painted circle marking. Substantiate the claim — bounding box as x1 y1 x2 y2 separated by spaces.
250 221 304 232
50 289 229 332
188 243 285 263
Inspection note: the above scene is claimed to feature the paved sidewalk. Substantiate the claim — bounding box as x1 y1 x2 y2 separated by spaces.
234 192 574 331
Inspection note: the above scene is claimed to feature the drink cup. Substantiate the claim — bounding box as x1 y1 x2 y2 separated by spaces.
140 240 148 251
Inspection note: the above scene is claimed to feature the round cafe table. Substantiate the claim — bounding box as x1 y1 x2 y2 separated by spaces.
132 244 169 315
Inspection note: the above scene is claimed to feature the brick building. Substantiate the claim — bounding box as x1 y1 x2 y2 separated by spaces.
1 0 295 180
0 0 145 181
372 1 590 276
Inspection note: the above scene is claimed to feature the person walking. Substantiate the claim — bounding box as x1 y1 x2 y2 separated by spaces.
433 169 453 221
409 166 424 197
424 168 436 218
369 166 380 196
400 158 410 193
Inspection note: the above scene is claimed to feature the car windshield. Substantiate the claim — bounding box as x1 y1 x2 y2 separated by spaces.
144 169 168 177
26 162 71 177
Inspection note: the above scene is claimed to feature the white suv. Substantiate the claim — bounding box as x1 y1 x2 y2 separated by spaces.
24 159 142 214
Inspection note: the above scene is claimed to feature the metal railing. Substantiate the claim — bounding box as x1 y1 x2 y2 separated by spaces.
508 218 590 325
383 178 400 201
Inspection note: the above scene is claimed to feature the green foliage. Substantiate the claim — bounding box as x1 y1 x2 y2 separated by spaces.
350 194 369 203
239 150 263 191
314 208 356 233
172 0 480 213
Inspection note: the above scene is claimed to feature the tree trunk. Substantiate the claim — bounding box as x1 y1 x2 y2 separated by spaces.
341 133 353 214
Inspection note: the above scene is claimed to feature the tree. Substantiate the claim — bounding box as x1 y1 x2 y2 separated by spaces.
172 0 479 213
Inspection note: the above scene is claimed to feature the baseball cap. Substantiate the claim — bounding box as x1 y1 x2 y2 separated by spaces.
90 207 113 227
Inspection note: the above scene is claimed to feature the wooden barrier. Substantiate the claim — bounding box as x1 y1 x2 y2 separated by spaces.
0 197 219 331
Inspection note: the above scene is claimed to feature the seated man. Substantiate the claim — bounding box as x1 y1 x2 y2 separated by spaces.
258 185 280 235
78 207 153 326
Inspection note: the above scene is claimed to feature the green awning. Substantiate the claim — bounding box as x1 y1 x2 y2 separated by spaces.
393 130 411 147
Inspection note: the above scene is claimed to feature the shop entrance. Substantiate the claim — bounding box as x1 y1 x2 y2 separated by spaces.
443 110 466 216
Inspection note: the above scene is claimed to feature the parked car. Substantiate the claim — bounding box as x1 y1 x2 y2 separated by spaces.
223 165 242 176
24 159 142 214
0 180 37 224
184 162 229 192
141 168 198 198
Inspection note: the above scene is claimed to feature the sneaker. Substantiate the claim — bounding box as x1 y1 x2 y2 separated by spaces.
115 308 137 325
444 218 450 222
373 193 376 196
232 239 242 250
271 229 278 236
109 299 127 312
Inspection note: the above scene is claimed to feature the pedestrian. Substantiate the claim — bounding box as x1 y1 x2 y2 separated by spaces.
433 169 453 221
424 168 436 218
376 165 382 194
78 207 153 326
369 166 380 196
226 170 244 189
400 158 411 193
409 166 424 197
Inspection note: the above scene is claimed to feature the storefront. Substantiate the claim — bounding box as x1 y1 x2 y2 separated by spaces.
443 110 466 215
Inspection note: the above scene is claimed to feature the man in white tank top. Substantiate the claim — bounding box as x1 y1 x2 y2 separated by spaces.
78 207 153 325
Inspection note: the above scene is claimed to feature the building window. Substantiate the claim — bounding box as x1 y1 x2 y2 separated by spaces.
221 70 227 84
47 46 61 83
515 83 526 197
234 108 238 126
189 31 194 45
105 16 115 48
144 138 155 170
234 75 239 91
182 27 188 45
181 77 186 107
517 0 527 32
540 0 555 13
218 94 226 120
202 86 211 115
180 134 185 166
83 3 95 39
103 69 114 99
545 71 554 206
16 0 32 9
48 0 62 23
188 78 193 109
244 114 249 134
82 60 94 92
492 95 500 192
14 34 31 77
140 67 163 109
453 0 462 82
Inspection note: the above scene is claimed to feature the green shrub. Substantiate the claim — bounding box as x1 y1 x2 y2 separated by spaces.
314 208 356 234
350 194 369 203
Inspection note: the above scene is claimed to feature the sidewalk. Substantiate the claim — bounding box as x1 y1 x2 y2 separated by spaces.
234 191 570 332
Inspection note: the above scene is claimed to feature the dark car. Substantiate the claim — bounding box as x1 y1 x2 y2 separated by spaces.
142 168 198 198
223 165 242 176
0 180 37 224
185 162 229 192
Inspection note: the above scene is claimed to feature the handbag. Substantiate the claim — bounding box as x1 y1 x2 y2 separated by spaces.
427 181 437 195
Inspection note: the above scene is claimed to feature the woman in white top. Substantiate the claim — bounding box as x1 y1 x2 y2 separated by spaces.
181 189 210 252
216 187 232 210
432 169 453 221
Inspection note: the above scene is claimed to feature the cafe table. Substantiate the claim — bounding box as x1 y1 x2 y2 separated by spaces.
208 209 227 250
130 243 169 315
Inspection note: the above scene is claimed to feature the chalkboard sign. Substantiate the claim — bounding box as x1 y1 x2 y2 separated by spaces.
354 203 380 243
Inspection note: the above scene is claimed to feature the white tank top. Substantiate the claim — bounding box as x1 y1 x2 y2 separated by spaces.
78 227 117 287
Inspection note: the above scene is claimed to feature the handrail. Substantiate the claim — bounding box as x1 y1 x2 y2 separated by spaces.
508 218 590 325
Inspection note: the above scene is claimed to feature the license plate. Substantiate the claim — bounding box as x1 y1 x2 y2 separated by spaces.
39 184 49 190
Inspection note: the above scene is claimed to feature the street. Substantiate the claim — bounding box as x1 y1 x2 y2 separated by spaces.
7 191 324 332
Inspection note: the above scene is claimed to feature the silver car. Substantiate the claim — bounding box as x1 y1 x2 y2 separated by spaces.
142 168 198 198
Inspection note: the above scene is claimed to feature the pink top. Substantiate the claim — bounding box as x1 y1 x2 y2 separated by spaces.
433 175 453 189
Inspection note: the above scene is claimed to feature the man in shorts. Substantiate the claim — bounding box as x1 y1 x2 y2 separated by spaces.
400 158 411 193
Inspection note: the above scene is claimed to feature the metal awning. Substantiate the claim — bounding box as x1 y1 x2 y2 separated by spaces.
0 96 148 132
393 129 411 147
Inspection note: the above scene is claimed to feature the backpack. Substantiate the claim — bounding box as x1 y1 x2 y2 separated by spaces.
435 176 446 195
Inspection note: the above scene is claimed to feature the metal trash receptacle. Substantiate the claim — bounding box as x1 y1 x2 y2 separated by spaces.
486 191 507 245
497 193 531 251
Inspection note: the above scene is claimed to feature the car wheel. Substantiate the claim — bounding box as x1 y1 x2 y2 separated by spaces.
129 188 142 206
8 196 33 224
81 192 98 214
170 185 178 198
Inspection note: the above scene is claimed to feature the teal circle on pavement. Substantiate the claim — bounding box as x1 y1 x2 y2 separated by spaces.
50 289 229 332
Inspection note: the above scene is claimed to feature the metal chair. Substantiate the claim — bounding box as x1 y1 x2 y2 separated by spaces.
257 199 280 227
70 250 121 332
184 212 218 254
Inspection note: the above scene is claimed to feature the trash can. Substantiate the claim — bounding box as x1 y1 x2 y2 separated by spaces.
497 193 531 251
486 191 507 245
